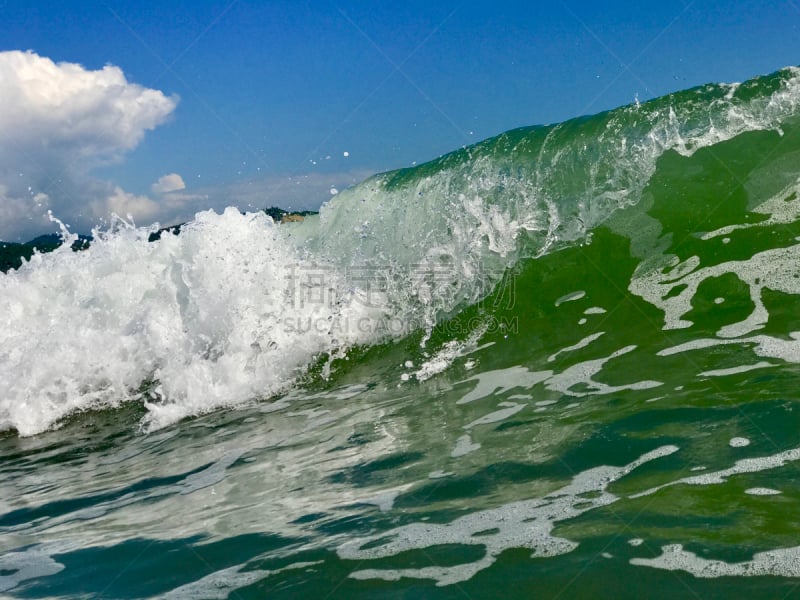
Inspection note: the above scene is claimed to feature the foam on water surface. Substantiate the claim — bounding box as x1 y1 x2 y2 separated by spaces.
700 177 800 240
156 561 323 600
457 367 553 405
464 402 526 428
547 332 606 363
456 344 661 407
451 434 481 458
337 445 679 586
631 544 800 578
698 362 775 377
555 291 586 307
658 333 800 365
631 242 800 337
332 441 800 587
0 544 67 593
630 174 800 340
632 445 800 498
745 487 782 495
412 324 488 382
545 345 662 397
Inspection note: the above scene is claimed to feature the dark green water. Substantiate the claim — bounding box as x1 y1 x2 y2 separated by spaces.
2 68 800 598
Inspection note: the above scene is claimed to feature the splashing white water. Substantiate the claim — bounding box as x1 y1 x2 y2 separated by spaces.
0 209 385 435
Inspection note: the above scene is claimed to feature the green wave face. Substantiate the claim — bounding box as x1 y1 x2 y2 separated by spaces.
316 67 800 256
295 68 800 335
301 68 800 589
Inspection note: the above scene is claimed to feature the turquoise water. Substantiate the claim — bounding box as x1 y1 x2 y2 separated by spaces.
2 67 800 598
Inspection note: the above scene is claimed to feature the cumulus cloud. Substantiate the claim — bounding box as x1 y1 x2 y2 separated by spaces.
96 187 162 223
151 173 186 195
0 50 178 240
148 173 210 224
0 50 176 162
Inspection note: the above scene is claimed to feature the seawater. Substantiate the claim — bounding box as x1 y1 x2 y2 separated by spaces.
2 67 800 598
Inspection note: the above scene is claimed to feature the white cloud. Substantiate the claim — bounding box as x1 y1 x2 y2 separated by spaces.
95 186 162 223
151 173 186 195
0 50 176 162
0 184 52 236
0 50 178 240
0 50 378 240
148 173 210 224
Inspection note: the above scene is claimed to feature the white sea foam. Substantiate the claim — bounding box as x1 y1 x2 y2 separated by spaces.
547 332 606 363
632 446 800 498
456 344 661 406
701 178 800 240
631 543 800 578
698 362 774 377
630 176 800 339
157 561 322 600
745 487 781 495
457 366 552 405
464 402 526 428
555 291 586 306
359 485 413 512
0 544 66 593
657 333 800 365
412 324 488 382
545 345 662 397
428 470 452 479
338 445 679 586
451 434 481 458
631 243 800 336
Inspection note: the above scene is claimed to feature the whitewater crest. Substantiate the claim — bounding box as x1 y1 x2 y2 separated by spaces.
0 209 388 435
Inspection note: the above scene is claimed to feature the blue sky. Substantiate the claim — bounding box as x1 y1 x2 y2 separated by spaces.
1 0 799 239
